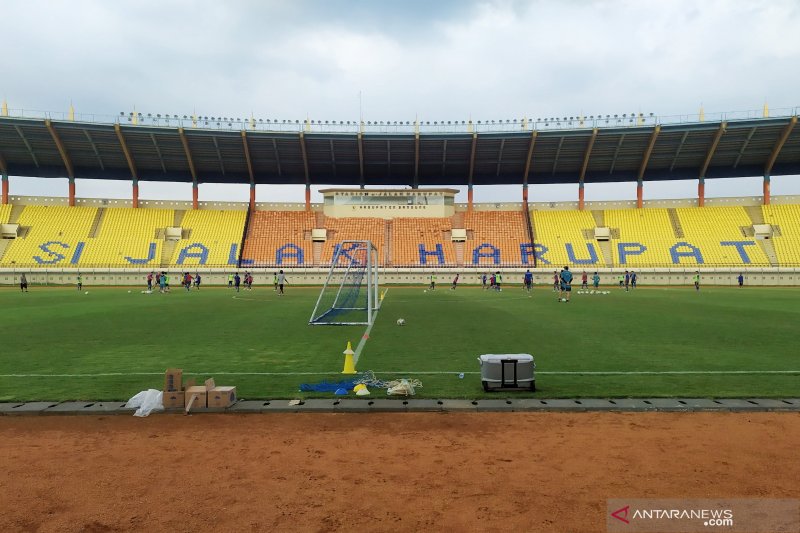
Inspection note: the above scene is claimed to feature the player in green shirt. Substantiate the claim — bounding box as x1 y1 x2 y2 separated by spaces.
77 274 83 291
429 273 436 291
693 271 700 291
592 272 600 289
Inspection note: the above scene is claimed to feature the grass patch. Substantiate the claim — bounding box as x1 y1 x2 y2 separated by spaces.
1 284 798 401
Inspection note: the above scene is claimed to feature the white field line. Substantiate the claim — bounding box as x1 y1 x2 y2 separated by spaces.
352 288 388 366
1 370 799 378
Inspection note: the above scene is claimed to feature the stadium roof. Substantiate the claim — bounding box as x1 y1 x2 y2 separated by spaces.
0 114 797 187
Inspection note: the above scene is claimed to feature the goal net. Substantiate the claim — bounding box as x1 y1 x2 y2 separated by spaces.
309 240 380 326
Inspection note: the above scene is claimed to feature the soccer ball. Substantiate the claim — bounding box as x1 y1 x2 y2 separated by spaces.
423 289 427 293
85 291 89 295
128 290 131 293
396 318 406 326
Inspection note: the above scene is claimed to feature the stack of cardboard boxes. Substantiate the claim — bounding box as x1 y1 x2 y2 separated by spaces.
162 368 237 411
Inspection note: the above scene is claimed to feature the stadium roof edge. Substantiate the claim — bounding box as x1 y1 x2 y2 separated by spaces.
0 114 798 186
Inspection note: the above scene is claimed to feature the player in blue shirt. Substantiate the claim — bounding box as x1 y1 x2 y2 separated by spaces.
559 266 573 303
737 273 744 287
630 271 637 289
624 270 630 292
524 270 533 292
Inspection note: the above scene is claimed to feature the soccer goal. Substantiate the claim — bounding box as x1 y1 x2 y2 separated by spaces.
309 240 380 326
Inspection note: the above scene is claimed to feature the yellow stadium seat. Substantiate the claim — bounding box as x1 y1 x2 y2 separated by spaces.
532 210 600 268
762 204 800 266
675 206 768 266
169 209 246 267
80 207 172 267
0 204 11 224
606 208 675 267
1 205 96 267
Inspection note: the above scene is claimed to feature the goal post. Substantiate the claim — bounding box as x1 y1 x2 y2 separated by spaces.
309 240 380 326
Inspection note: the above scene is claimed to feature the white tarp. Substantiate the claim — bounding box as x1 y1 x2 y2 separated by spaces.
125 389 164 417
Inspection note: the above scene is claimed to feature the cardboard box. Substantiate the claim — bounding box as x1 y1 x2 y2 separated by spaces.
164 368 183 392
184 386 207 409
208 386 237 408
162 390 185 409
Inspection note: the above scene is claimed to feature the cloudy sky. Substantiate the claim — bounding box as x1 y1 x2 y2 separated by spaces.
4 0 800 203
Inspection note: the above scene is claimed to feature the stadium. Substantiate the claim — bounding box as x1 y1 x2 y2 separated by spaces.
2 2 800 532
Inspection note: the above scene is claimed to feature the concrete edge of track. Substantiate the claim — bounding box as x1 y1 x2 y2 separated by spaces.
1 398 799 415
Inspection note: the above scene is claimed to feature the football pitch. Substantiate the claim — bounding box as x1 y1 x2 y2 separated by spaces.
0 284 798 401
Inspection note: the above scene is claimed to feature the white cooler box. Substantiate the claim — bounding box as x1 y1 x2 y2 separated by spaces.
478 354 536 392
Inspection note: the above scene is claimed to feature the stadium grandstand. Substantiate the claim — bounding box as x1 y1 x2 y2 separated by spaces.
0 109 799 276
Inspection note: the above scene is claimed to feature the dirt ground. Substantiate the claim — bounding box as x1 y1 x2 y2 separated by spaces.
1 412 798 533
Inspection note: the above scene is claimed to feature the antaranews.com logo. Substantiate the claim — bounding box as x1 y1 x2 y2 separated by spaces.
606 499 799 532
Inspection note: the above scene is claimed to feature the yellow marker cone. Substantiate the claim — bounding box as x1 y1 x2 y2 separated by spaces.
341 341 356 374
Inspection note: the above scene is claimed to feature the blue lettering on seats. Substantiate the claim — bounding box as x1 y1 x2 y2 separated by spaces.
418 243 445 265
565 242 599 265
33 241 69 264
720 241 757 264
276 243 304 265
472 243 500 265
70 242 86 264
125 242 158 264
617 242 647 264
176 243 209 265
670 242 704 264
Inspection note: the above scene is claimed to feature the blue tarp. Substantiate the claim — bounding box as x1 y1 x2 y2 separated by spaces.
299 379 358 392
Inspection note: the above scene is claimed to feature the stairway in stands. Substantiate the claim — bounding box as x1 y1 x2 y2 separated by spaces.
667 208 685 238
160 241 177 268
173 210 186 227
0 239 10 262
744 205 779 266
9 204 25 223
88 208 106 238
590 210 605 227
384 220 393 265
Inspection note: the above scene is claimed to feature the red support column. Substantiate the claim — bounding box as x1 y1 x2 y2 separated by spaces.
68 178 76 206
249 183 256 210
132 180 139 208
192 182 199 209
467 184 474 211
305 184 311 211
698 178 705 207
763 175 771 205
1 175 8 205
578 181 585 211
636 180 643 208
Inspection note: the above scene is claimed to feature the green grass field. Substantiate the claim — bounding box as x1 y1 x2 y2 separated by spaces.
1 284 798 401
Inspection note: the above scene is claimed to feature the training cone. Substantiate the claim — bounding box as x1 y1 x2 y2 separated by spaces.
341 341 356 374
